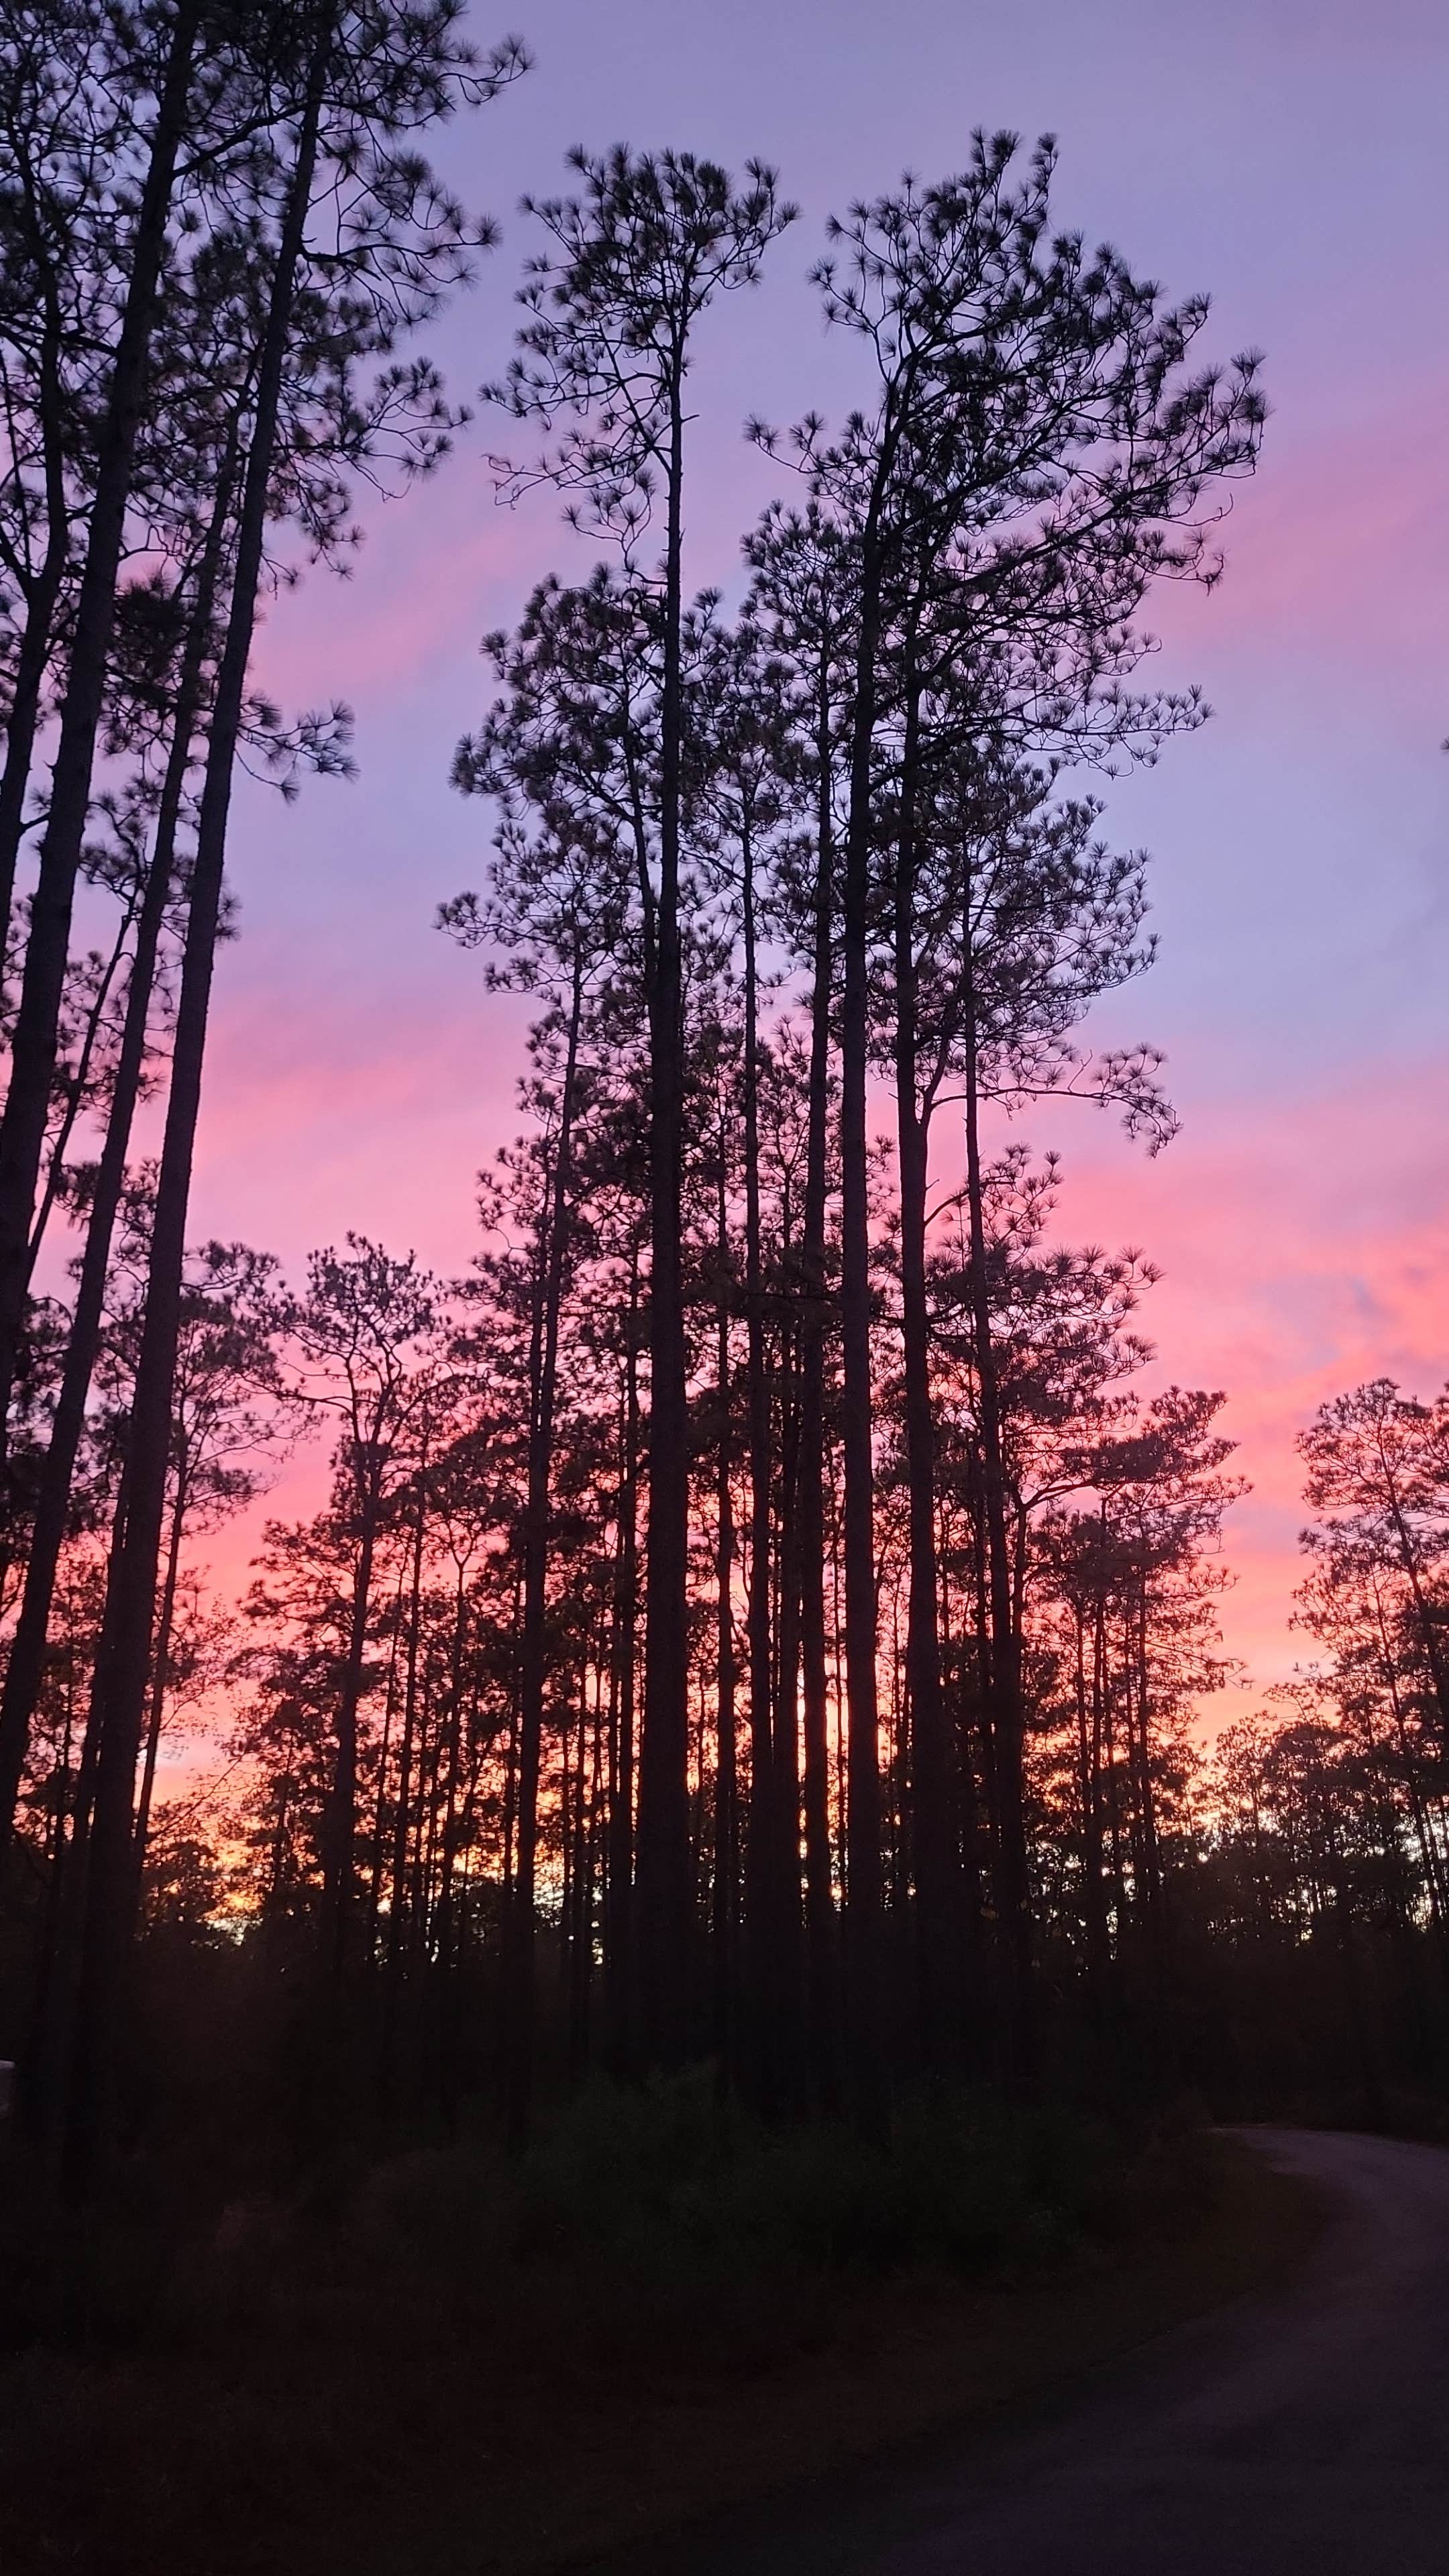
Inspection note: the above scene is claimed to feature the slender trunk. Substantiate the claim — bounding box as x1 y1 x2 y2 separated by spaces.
771 1329 803 2100
888 1580 908 1921
637 366 692 2066
131 1462 187 1881
0 568 61 945
0 0 201 1448
498 1682 518 1934
28 1639 76 2100
798 668 837 2100
438 1568 467 1935
569 1693 602 2076
434 1566 469 2121
602 1254 641 2073
0 425 239 1860
0 217 74 941
364 1574 407 1967
22 1465 127 2141
1132 1581 1167 1972
0 567 63 947
740 810 780 2105
380 1459 427 2100
1104 1664 1127 1952
417 1686 442 1959
0 884 132 1615
63 46 329 2192
504 955 584 2144
1082 1551 1110 2006
961 978 1034 2091
828 1425 848 1874
322 1480 380 1981
839 540 885 2121
892 680 957 2072
941 1539 983 2024
24 894 135 1288
557 1693 574 1994
712 1147 738 2064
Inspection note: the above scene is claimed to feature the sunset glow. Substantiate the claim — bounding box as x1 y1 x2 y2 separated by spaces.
8 12 1449 2569
186 0 1447 1709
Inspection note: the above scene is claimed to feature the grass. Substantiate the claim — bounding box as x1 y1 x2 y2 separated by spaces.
0 2082 1323 2576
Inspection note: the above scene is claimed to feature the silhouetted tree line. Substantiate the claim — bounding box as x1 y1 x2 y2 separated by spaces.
0 0 527 2186
1198 1382 1449 2116
4 7 1434 2188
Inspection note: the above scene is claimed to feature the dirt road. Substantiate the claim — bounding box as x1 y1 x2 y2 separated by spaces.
625 2128 1449 2573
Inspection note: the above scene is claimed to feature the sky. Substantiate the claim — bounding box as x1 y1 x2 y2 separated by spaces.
172 0 1449 1718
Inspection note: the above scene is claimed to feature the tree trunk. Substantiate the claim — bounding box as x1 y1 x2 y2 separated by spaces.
740 810 783 2106
798 667 838 2103
131 1461 188 1884
711 1144 739 2068
838 543 885 2123
0 421 240 1861
961 979 1034 2092
1081 1552 1110 2012
569 1694 602 2077
602 1253 641 2074
503 954 584 2145
62 40 329 2193
380 1457 427 2105
434 1565 470 2121
0 186 78 940
322 1482 380 1984
892 679 958 2073
22 1464 127 2143
770 1328 804 2102
25 894 136 1290
0 0 201 1453
637 368 693 2067
364 1572 407 1968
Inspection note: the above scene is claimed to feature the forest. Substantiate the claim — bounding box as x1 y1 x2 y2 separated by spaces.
0 5 1446 2570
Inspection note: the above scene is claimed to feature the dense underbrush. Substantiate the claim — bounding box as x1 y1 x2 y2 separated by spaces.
0 2078 1229 2575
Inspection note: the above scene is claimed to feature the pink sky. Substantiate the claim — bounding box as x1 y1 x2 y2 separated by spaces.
150 0 1449 1766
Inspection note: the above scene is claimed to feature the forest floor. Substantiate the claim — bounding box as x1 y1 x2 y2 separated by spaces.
0 2105 1323 2576
610 2129 1449 2575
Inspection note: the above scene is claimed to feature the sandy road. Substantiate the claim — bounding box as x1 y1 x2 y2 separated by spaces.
617 2129 1449 2574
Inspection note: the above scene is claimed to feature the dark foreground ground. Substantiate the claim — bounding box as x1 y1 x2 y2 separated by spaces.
599 2129 1449 2575
0 2117 1341 2575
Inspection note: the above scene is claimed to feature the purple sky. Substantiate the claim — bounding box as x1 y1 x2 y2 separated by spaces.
174 0 1449 1705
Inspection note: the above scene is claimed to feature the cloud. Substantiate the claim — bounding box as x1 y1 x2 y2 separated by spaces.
1031 1054 1449 1686
1152 387 1449 714
185 969 531 1281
